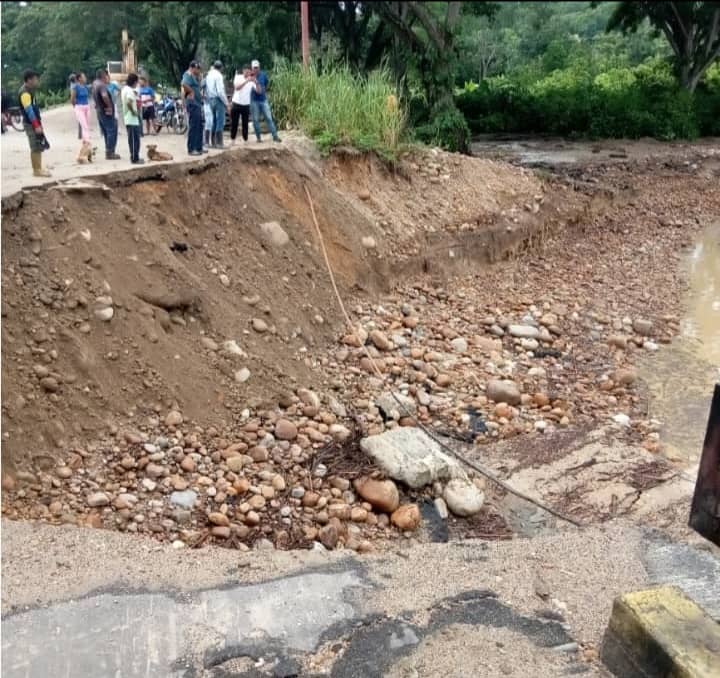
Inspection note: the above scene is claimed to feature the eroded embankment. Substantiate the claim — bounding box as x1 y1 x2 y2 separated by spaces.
5 140 717 554
1 146 555 470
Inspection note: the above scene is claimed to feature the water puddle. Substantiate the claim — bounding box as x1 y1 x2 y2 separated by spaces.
471 139 583 166
639 224 720 465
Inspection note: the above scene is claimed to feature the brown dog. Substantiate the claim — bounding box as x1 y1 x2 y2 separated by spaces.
147 144 173 162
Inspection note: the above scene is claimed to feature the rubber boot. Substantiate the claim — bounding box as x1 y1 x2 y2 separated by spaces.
215 131 224 149
31 152 51 177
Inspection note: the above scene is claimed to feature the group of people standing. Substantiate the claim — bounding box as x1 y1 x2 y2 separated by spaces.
182 58 280 156
16 56 281 177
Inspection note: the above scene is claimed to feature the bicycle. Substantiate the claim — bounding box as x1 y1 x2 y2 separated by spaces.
1 106 24 133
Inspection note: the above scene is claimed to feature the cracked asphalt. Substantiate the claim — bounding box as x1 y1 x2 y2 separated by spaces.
2 517 718 677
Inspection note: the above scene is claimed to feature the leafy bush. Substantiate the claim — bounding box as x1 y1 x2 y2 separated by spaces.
457 58 712 140
414 105 471 153
271 60 406 159
695 62 720 136
35 89 68 109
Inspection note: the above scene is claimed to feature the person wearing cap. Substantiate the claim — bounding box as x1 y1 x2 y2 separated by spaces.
250 59 280 143
181 60 204 156
206 60 230 149
18 68 52 177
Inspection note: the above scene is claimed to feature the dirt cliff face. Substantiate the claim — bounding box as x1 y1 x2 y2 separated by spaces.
2 139 719 553
1 146 548 470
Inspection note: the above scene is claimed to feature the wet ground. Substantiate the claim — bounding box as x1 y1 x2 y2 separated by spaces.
470 135 720 169
638 222 720 465
472 134 720 483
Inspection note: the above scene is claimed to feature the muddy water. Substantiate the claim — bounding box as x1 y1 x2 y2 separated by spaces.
639 224 720 464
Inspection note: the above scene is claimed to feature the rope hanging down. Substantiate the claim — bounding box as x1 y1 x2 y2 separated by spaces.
303 183 581 528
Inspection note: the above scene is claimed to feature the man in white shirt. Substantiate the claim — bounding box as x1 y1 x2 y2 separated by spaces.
230 65 256 145
205 60 229 148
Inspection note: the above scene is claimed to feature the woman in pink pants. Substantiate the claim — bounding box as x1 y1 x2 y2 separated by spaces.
71 72 92 163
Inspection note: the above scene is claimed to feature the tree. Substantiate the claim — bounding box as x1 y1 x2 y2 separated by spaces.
606 1 720 91
370 2 497 151
375 2 461 108
457 16 500 81
1 1 143 92
143 2 233 85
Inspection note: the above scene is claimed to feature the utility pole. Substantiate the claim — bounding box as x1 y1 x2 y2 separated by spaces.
301 1 310 69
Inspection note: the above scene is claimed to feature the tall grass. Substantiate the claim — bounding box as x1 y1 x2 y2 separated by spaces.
271 60 406 159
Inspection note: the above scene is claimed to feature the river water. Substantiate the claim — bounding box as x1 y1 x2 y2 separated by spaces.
639 223 720 464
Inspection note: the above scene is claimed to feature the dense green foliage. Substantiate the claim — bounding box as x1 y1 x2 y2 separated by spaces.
606 1 720 92
454 2 720 140
0 1 304 92
1 1 718 148
457 59 720 139
414 107 471 153
271 61 405 158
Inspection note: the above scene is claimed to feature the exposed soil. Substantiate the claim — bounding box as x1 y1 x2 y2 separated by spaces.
1 146 551 467
1 137 719 554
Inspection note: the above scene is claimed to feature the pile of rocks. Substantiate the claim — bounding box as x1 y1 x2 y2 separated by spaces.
2 396 459 552
321 283 672 455
1 287 676 551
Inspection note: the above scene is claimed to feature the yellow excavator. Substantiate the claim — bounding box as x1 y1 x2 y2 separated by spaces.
106 30 138 85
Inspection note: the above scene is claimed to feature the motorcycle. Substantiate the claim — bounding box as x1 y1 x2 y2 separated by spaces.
153 96 187 135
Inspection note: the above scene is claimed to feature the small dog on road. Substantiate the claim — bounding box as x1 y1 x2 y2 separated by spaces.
147 144 173 162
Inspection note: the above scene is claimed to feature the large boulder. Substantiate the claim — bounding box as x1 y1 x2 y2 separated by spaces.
360 427 465 488
443 479 485 517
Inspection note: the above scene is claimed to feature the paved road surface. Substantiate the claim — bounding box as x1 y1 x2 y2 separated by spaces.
1 104 292 198
2 518 718 677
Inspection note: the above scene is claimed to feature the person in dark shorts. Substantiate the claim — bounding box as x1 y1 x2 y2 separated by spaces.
18 68 51 177
139 77 157 135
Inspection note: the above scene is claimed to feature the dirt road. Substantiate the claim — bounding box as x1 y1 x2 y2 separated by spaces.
0 104 294 197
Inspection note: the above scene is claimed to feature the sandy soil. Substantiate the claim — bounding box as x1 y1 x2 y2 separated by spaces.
0 104 298 198
1 516 647 649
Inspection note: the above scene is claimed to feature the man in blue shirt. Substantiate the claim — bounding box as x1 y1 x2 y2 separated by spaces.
181 60 204 156
250 59 281 143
